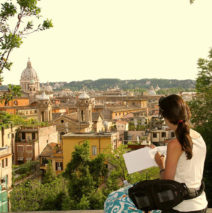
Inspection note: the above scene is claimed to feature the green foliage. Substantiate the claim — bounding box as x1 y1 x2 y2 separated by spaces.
104 144 160 197
189 48 212 207
0 0 53 102
0 0 53 76
10 177 68 211
1 84 21 105
89 190 106 210
63 141 109 210
51 78 195 91
76 195 90 210
89 153 108 186
0 111 49 128
0 111 24 127
106 144 129 182
42 160 56 184
12 161 39 184
13 161 39 174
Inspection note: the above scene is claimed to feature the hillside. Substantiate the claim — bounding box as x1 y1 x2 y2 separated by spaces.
48 78 195 91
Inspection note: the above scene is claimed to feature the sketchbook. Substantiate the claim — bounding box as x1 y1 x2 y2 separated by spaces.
123 146 167 174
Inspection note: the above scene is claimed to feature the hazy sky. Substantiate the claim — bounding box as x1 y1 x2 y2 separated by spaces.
3 0 212 85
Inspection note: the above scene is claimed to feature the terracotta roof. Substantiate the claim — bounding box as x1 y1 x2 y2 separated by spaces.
39 142 59 157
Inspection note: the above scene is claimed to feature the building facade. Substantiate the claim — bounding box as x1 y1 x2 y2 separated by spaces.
15 125 58 164
62 132 119 170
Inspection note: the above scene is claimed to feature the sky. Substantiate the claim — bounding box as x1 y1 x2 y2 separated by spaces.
3 0 212 85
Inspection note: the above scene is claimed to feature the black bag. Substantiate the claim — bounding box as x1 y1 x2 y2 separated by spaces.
128 179 204 211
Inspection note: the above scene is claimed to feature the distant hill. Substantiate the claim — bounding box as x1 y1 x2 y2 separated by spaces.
48 78 195 91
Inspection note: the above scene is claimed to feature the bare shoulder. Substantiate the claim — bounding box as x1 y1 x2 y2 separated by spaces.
190 129 201 139
167 138 182 152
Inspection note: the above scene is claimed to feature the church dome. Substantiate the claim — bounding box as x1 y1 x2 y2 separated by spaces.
146 86 156 96
46 85 53 92
79 91 90 99
37 91 49 100
20 59 39 82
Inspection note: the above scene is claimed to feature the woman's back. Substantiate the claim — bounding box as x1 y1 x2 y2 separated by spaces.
173 130 208 211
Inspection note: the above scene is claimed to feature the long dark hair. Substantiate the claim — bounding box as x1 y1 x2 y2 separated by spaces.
159 94 192 159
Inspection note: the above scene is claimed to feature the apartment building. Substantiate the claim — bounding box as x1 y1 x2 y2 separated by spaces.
15 125 58 164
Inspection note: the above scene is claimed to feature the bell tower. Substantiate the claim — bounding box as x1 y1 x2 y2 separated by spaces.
37 92 52 122
76 92 92 124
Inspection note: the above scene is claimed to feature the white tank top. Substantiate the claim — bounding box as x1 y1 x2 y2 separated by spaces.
173 133 208 211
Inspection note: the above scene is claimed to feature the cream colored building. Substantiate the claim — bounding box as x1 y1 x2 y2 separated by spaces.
0 126 18 189
151 128 175 145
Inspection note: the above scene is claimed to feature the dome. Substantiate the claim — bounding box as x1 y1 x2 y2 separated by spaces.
20 59 39 82
79 91 90 99
146 86 156 96
37 91 49 100
46 85 53 92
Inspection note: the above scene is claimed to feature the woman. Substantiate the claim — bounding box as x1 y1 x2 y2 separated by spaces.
155 94 207 212
104 94 207 213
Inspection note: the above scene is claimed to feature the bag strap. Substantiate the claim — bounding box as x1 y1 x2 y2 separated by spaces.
183 180 205 200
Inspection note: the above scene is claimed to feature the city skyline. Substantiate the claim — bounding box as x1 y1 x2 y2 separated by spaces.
3 0 212 85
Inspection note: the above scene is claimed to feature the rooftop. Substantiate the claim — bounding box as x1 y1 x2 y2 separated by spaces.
63 132 115 138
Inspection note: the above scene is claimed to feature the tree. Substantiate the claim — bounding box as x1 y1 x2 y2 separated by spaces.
42 159 56 184
10 177 68 211
0 0 53 99
63 141 109 210
0 84 21 104
89 153 108 187
189 48 212 207
103 144 160 197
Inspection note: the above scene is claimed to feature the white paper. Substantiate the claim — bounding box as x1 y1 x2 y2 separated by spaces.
123 146 167 174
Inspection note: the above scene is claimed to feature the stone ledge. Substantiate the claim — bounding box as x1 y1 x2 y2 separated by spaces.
10 210 212 213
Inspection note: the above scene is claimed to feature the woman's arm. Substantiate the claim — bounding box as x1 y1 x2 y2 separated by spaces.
155 139 182 180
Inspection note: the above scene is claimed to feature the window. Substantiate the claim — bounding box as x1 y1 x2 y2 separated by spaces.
153 133 157 138
171 132 175 138
17 145 24 152
55 162 63 171
41 111 45 122
61 120 64 123
92 145 97 156
22 132 26 140
32 132 35 140
6 158 8 167
81 110 84 121
26 145 32 153
8 134 10 138
162 132 166 138
2 159 4 168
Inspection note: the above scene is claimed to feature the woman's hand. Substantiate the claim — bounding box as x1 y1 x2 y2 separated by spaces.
155 152 165 170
